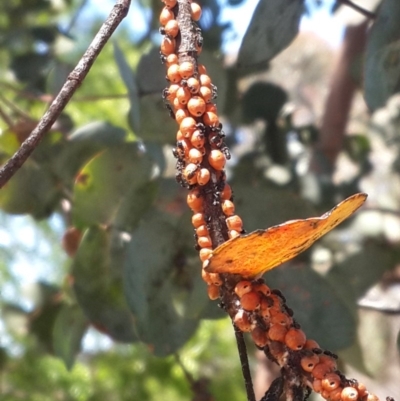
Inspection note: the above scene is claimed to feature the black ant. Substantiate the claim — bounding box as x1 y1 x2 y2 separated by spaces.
160 52 167 64
165 103 175 119
211 83 218 99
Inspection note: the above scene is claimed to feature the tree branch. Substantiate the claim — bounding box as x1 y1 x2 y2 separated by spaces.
0 0 131 189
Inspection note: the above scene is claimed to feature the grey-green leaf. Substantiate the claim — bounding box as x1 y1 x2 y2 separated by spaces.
52 304 88 370
68 121 127 144
72 143 153 229
54 121 127 184
266 262 356 350
113 42 141 133
123 209 201 356
364 0 400 111
326 243 393 311
237 0 305 71
136 47 167 95
72 226 138 343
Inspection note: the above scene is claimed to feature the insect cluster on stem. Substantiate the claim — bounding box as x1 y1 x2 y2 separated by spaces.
159 0 243 298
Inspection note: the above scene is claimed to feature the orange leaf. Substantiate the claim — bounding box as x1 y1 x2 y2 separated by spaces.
206 193 367 278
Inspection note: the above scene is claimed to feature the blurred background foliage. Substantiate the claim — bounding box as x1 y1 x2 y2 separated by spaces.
0 0 400 400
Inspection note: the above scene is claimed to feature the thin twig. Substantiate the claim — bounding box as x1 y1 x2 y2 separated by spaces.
233 324 256 401
0 93 34 121
0 105 13 127
64 0 89 35
338 0 376 19
0 0 131 188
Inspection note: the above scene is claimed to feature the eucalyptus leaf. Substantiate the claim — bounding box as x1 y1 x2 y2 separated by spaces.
55 121 128 184
266 262 355 350
136 47 167 95
123 209 202 356
113 180 159 232
198 51 228 112
0 160 61 219
364 0 400 111
237 0 305 71
72 143 153 228
72 226 137 342
52 304 88 370
326 243 393 311
337 340 370 377
232 183 316 232
0 129 65 218
11 52 50 90
0 129 22 160
68 121 127 144
113 42 141 133
142 141 167 176
46 60 72 95
139 94 177 142
357 309 391 377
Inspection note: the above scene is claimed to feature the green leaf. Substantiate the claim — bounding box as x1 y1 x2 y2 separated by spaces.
0 129 20 161
72 226 138 343
237 0 305 71
46 60 72 95
29 285 63 352
54 121 128 185
364 0 400 111
72 143 153 228
69 121 127 144
344 134 371 163
113 42 141 134
232 183 316 232
198 51 228 112
266 262 356 350
0 130 66 218
337 339 370 377
142 141 167 176
173 211 223 320
139 94 177 142
52 304 88 370
0 347 7 371
325 243 393 311
136 47 167 95
113 180 159 232
11 52 50 90
0 159 61 219
31 25 58 44
241 82 288 123
123 209 201 356
356 309 391 377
